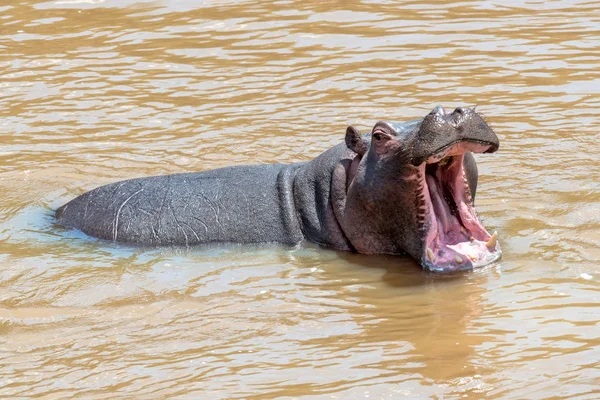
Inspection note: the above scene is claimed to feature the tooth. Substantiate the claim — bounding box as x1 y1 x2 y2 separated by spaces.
454 255 463 263
469 236 475 242
486 231 498 250
427 248 435 262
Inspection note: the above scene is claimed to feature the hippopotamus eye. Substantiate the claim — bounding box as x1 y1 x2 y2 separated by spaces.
373 133 383 141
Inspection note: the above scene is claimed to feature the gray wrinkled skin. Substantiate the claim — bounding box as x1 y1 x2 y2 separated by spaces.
57 164 307 247
56 145 358 249
56 106 498 270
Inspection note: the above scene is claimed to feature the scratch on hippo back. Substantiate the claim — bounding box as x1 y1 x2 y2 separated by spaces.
169 202 190 249
112 188 144 241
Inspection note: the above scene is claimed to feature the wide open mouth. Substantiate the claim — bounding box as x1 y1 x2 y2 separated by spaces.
419 142 501 272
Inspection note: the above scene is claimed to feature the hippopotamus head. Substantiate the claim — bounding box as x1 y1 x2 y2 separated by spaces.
341 106 501 272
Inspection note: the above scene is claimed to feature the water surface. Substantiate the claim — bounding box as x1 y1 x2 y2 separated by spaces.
1 0 599 398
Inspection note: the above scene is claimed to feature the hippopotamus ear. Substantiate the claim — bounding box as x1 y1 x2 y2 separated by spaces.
345 126 367 156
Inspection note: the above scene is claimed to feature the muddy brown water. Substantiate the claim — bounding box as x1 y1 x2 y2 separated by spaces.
1 0 599 398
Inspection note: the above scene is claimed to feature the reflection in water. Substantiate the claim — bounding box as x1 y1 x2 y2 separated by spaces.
1 0 599 398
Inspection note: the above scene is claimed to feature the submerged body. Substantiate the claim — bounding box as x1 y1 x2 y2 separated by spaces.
57 106 501 272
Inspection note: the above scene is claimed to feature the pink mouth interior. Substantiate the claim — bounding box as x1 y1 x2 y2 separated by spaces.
420 142 501 272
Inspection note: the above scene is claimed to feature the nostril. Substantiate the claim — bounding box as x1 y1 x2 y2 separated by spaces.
431 105 445 116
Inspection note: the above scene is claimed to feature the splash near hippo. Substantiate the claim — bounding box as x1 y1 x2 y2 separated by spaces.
56 106 501 272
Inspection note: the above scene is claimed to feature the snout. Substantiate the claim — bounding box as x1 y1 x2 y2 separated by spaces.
412 106 500 165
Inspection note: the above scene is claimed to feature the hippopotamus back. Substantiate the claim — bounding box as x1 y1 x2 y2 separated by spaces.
56 163 305 246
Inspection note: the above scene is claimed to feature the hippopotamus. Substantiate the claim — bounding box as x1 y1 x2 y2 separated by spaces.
56 106 501 272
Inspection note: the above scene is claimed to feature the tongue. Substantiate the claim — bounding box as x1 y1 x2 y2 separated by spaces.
425 174 465 243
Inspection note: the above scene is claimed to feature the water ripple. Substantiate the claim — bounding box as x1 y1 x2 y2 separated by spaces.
0 0 599 398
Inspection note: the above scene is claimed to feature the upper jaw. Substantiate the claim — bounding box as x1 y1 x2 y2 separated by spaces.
411 106 500 166
425 141 497 164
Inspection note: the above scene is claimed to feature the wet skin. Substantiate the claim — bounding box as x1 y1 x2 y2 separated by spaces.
56 106 501 272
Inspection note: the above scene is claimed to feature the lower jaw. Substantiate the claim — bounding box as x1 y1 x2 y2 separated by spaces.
423 241 502 272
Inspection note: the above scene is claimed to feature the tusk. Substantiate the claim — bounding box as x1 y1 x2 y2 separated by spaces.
486 231 498 250
427 248 435 262
454 255 463 264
